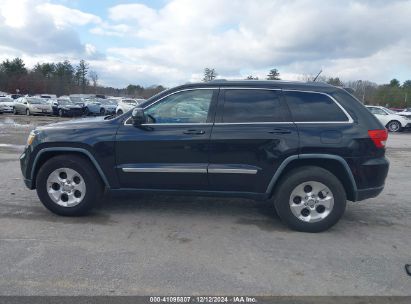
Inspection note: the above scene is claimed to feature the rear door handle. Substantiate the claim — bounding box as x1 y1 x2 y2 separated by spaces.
268 128 292 135
183 129 205 135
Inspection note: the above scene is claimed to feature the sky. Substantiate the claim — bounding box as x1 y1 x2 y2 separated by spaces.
0 0 410 88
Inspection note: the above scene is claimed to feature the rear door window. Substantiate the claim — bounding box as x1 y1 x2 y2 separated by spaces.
285 91 349 122
222 89 290 123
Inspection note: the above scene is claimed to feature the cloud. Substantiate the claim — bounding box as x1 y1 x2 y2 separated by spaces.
0 0 103 61
37 3 102 28
93 0 411 86
1 0 411 88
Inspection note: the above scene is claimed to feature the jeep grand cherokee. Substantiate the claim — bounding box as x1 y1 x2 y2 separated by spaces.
20 80 389 232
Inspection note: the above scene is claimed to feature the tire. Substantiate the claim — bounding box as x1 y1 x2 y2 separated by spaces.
100 108 106 116
58 109 63 117
13 107 18 115
117 109 123 116
273 166 346 233
386 120 402 132
26 109 30 116
36 155 104 216
84 107 89 116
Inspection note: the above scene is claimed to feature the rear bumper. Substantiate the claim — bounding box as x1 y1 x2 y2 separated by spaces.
355 185 385 201
351 156 389 201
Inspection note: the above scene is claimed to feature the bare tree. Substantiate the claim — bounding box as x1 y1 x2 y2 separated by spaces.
89 70 98 93
203 68 218 82
266 68 280 80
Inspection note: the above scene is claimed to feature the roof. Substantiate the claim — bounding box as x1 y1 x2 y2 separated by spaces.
175 79 336 93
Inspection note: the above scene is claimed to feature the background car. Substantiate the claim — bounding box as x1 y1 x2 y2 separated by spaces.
13 97 52 116
116 98 146 115
51 98 84 117
366 105 410 132
99 98 118 115
398 107 411 119
0 96 14 113
83 98 102 116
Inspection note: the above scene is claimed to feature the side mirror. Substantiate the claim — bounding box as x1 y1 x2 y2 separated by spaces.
131 107 146 126
24 102 27 105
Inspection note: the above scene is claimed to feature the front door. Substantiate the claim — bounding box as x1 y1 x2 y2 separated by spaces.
115 88 218 190
208 88 299 194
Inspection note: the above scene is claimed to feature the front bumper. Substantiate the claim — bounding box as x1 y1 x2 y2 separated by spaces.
20 149 35 189
0 106 13 113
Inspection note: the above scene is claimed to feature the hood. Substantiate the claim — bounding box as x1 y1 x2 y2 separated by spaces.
0 101 14 106
30 103 50 109
37 116 107 130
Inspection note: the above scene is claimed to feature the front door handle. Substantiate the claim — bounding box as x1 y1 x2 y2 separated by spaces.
183 129 205 135
268 128 292 135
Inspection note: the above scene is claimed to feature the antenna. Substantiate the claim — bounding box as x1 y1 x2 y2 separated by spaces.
313 69 323 82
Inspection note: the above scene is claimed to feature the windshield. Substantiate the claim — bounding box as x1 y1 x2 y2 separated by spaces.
383 108 396 114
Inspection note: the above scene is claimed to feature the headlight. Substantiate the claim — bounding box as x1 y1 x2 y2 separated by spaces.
27 130 37 146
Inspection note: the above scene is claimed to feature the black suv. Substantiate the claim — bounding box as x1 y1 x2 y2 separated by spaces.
20 81 389 232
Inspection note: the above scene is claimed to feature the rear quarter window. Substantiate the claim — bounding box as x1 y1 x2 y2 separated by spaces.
285 91 349 122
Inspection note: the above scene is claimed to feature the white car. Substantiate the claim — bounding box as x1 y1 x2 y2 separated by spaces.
116 98 145 115
366 106 410 132
398 107 411 119
0 96 14 113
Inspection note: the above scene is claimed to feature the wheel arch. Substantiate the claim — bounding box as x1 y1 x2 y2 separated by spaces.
31 148 110 189
385 119 402 129
266 154 357 201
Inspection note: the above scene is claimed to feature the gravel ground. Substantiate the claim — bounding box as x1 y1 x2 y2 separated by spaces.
0 114 410 296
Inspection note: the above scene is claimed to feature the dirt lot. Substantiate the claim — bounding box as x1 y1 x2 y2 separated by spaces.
0 114 410 295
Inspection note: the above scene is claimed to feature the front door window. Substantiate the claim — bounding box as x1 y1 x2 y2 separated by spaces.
145 89 214 124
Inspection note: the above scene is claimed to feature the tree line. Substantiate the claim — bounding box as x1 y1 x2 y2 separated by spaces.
0 58 165 99
203 67 411 108
1 57 409 107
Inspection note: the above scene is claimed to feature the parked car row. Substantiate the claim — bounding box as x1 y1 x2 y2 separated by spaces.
366 106 411 132
0 95 145 117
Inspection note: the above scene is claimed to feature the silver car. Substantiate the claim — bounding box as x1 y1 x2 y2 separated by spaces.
0 97 14 113
13 97 52 116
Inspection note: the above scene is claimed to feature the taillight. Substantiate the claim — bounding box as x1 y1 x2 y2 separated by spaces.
368 129 388 148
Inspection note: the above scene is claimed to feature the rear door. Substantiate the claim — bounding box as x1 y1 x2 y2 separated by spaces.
208 88 299 194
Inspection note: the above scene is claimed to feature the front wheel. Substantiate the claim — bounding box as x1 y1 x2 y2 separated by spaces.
26 109 30 116
100 108 106 116
36 155 104 216
58 109 64 117
13 107 18 115
273 166 346 232
386 120 402 132
116 109 123 116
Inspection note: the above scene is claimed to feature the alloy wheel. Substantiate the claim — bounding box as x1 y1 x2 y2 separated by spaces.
46 168 86 207
289 181 334 223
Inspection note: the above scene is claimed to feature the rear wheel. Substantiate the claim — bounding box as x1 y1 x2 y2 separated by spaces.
84 107 89 116
273 166 346 232
36 155 104 216
386 120 401 132
117 109 123 116
100 108 106 116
